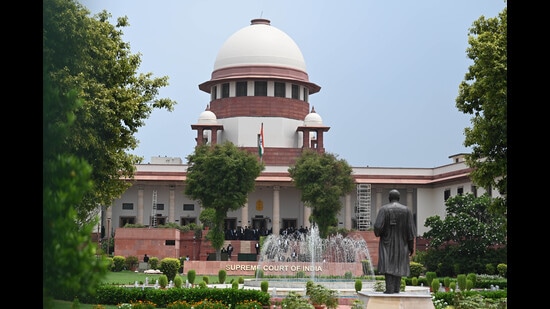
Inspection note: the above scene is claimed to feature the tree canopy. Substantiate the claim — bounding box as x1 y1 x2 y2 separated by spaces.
184 143 264 258
43 0 176 223
288 149 355 239
456 7 507 214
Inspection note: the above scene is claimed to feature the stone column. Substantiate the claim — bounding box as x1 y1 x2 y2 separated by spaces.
303 205 311 228
138 187 144 225
241 200 249 228
406 188 413 211
169 186 175 223
375 188 383 217
344 193 352 230
272 186 280 235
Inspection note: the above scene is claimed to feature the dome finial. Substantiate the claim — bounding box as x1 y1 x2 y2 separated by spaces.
311 106 316 113
205 104 210 111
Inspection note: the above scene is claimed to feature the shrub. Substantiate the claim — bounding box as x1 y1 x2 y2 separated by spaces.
457 274 467 291
238 276 244 284
159 258 180 281
149 257 159 270
112 256 126 272
296 271 306 278
497 263 507 278
443 277 450 289
485 263 495 275
466 273 477 288
261 280 269 292
355 279 362 292
173 276 183 288
232 281 239 289
158 275 168 289
344 271 353 279
218 269 227 284
187 270 196 285
255 268 264 278
425 271 437 288
198 281 207 288
202 276 209 284
431 278 440 292
449 282 456 291
466 279 474 291
409 261 425 278
411 277 418 286
125 256 139 271
281 291 314 309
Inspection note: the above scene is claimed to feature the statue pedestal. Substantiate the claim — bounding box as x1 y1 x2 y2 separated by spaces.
357 287 435 309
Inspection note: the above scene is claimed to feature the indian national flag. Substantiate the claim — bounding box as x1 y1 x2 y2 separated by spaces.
258 123 265 159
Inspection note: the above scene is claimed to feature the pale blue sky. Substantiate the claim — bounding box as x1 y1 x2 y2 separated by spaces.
81 0 506 168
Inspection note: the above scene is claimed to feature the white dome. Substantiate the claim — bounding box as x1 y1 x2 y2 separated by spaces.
214 19 307 72
304 108 323 126
198 109 217 124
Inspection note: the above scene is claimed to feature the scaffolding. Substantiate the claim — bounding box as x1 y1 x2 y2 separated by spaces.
356 184 371 230
151 190 158 227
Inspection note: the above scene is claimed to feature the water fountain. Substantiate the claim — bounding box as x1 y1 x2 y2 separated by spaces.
245 225 376 291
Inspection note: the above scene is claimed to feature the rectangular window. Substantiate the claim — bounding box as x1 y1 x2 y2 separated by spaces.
457 187 463 196
254 81 267 96
236 81 247 96
444 189 451 201
181 217 196 225
183 204 195 211
292 84 299 99
274 82 286 97
211 86 217 101
165 240 176 246
122 203 134 210
155 203 164 210
471 185 477 197
222 83 230 98
303 88 308 102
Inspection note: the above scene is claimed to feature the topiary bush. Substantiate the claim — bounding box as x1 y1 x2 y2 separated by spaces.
238 276 244 284
202 276 209 284
125 256 139 271
425 271 437 288
149 257 159 270
409 261 425 278
187 269 196 285
497 263 507 278
354 279 362 292
173 276 183 288
112 256 126 272
411 277 418 286
232 281 239 289
261 280 269 293
159 258 180 282
158 274 168 289
431 278 440 292
457 274 467 291
218 269 227 284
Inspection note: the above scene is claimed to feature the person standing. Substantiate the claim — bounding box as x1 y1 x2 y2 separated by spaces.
143 254 149 263
227 243 234 260
374 189 416 294
255 242 260 255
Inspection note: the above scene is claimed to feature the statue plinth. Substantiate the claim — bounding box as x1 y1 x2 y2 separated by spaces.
357 287 435 309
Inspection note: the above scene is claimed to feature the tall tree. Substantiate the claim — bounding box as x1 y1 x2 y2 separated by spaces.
43 0 176 223
184 143 264 260
422 193 507 275
456 7 507 214
43 65 109 308
288 149 355 239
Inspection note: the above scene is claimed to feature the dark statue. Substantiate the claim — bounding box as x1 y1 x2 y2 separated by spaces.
374 189 416 294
